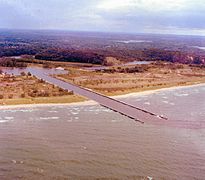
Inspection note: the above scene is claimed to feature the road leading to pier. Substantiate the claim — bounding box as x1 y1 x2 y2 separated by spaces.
29 67 167 124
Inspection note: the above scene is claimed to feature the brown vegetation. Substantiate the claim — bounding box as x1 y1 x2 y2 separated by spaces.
57 63 205 96
0 73 85 105
1 31 205 66
35 49 105 64
0 57 27 67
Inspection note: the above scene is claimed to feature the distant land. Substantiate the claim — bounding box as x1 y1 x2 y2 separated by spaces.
0 29 205 65
0 30 205 105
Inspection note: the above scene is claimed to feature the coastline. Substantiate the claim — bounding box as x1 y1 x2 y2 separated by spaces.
0 100 97 110
0 82 204 109
113 82 205 99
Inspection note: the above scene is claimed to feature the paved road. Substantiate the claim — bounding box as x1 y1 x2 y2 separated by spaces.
29 68 167 124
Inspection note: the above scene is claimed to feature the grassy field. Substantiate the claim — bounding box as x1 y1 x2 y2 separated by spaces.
1 61 205 106
57 62 205 96
0 95 86 105
0 73 86 105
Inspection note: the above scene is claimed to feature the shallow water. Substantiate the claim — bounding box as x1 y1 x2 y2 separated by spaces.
85 61 152 71
125 61 153 66
115 40 152 44
119 85 205 129
1 67 67 76
0 85 205 179
192 46 205 50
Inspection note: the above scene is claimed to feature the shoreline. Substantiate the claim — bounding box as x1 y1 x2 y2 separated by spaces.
113 82 205 99
0 82 205 109
0 100 98 110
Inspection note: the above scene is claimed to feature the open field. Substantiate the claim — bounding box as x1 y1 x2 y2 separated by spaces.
57 62 205 96
0 73 86 105
17 56 100 69
1 60 205 106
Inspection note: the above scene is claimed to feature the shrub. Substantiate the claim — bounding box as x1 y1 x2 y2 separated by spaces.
21 93 26 98
27 72 32 76
8 94 13 99
20 72 26 76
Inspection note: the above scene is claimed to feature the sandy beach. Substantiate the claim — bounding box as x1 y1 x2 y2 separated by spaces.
112 82 205 99
0 100 97 109
1 82 204 109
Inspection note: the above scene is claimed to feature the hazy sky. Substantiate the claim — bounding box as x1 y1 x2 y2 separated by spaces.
1 0 205 35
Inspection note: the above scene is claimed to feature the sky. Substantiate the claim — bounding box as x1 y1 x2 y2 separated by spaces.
1 0 205 35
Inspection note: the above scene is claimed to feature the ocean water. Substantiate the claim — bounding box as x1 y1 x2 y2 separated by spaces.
0 85 205 179
115 40 152 44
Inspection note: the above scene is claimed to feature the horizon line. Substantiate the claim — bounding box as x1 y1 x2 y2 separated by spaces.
0 27 205 38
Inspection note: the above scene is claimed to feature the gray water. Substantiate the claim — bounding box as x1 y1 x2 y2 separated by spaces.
124 61 153 66
115 40 152 44
85 61 153 71
192 46 205 50
0 85 205 179
1 67 67 76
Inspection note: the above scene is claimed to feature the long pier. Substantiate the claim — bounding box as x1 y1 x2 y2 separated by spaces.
29 68 167 124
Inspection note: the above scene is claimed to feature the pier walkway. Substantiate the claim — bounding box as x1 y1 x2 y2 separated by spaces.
29 68 167 124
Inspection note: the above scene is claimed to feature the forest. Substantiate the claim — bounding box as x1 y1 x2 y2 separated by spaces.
0 30 205 66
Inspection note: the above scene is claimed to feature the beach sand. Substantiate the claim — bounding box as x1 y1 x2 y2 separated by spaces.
1 82 204 109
